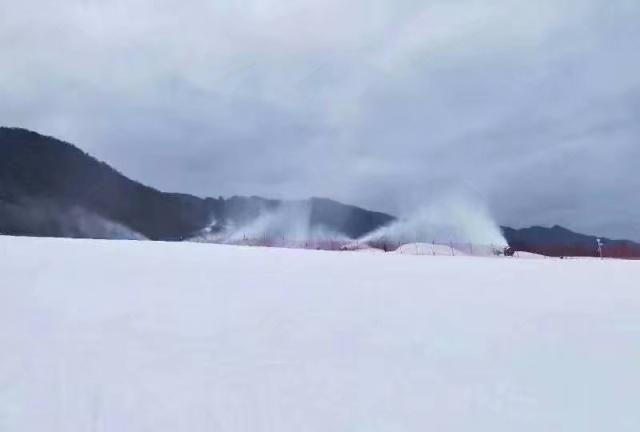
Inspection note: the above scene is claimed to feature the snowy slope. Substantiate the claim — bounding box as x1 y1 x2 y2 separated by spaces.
396 242 464 256
2 236 640 431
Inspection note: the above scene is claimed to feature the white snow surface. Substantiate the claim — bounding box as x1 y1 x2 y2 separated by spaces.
514 251 547 259
395 242 467 256
2 235 640 431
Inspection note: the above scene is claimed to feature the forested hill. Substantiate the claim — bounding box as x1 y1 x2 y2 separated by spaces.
1 126 638 257
501 225 640 258
0 127 217 239
0 128 392 240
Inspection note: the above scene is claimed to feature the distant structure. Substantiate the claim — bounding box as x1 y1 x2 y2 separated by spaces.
596 238 604 259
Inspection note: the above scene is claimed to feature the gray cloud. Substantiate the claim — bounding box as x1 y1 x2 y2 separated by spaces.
1 0 639 239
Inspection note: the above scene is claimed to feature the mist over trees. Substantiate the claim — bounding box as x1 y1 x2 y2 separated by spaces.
0 128 392 241
2 127 639 258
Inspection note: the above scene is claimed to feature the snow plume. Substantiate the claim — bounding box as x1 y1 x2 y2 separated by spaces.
0 199 146 240
65 207 147 240
360 195 507 247
199 201 348 244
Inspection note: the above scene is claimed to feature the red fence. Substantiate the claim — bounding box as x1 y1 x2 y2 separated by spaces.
513 244 640 260
195 236 640 259
201 237 509 256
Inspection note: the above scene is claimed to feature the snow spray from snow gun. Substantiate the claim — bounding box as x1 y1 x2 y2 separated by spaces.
195 201 349 245
357 195 508 250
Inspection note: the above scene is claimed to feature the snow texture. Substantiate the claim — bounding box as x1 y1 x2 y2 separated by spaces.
395 242 467 256
2 235 640 431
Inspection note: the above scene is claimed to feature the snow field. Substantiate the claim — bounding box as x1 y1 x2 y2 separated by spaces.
1 236 640 431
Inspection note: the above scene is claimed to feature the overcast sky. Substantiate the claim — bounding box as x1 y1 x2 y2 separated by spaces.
1 0 639 239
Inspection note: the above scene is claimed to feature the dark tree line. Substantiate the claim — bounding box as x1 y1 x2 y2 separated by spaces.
0 127 218 239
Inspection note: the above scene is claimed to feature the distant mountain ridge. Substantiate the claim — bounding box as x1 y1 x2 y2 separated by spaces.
1 126 638 257
0 127 392 241
501 225 640 258
0 127 215 239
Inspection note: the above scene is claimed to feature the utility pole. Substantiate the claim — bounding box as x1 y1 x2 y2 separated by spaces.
596 238 604 260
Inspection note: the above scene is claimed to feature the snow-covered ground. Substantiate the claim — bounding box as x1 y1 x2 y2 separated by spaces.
395 242 465 256
2 235 640 431
393 242 504 256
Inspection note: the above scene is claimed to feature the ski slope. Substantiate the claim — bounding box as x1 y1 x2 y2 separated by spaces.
2 235 640 431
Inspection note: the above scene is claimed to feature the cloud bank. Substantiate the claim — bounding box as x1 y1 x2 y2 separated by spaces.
1 0 639 239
